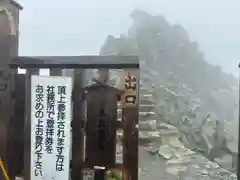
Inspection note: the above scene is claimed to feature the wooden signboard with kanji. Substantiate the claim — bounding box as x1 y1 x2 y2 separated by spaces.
83 82 122 168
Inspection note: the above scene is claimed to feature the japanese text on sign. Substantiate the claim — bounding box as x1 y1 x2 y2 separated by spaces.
45 85 55 154
56 86 67 172
34 84 44 177
31 75 72 180
121 70 138 107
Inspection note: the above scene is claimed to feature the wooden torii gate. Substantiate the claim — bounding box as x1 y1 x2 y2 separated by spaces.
9 56 140 180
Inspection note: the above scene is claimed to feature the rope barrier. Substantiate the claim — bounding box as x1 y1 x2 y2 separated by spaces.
0 158 10 180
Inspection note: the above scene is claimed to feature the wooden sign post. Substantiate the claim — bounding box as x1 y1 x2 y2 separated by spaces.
121 69 139 180
0 1 23 179
83 82 122 168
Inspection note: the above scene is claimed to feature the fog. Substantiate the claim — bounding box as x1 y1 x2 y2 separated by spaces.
18 0 240 75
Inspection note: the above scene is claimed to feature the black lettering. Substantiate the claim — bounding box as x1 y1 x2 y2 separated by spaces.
125 95 137 104
124 74 137 90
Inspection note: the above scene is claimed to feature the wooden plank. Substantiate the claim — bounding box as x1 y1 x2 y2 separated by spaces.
84 84 119 168
98 69 109 83
24 68 39 180
9 56 139 69
71 70 85 180
0 68 13 179
0 3 22 178
0 36 11 67
12 74 25 177
10 0 24 10
50 68 62 76
121 69 139 180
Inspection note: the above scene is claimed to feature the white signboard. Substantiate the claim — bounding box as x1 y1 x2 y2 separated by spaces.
30 75 72 180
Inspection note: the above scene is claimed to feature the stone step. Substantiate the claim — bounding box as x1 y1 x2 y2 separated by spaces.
140 98 154 105
139 130 160 138
117 104 155 114
117 99 154 106
117 106 154 111
139 104 155 112
140 93 152 98
139 111 156 115
139 111 156 120
140 89 152 94
116 129 161 138
139 130 161 145
140 94 153 101
139 119 157 130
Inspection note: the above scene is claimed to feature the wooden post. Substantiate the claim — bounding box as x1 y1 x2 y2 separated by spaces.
237 62 240 180
24 69 39 180
121 69 139 180
13 73 25 177
98 69 109 83
71 69 85 180
0 1 22 179
50 68 62 76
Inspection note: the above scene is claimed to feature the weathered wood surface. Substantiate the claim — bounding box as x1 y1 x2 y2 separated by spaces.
9 57 139 180
0 69 13 180
0 1 22 179
84 83 121 168
13 74 25 177
121 69 139 180
10 56 139 69
71 70 85 180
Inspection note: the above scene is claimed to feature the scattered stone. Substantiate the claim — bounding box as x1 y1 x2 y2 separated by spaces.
158 145 174 159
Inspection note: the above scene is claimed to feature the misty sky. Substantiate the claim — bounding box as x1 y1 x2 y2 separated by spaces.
17 0 240 76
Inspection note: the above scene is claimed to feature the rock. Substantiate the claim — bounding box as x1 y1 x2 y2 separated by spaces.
139 119 157 130
227 140 238 154
166 165 188 176
168 137 185 148
140 145 237 180
158 123 178 131
158 145 174 159
200 118 217 155
214 154 234 172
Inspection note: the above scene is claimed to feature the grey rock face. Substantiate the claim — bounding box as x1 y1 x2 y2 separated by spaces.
137 79 237 179
110 70 237 179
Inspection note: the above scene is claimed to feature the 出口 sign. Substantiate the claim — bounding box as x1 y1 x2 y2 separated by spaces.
120 70 139 107
30 75 72 180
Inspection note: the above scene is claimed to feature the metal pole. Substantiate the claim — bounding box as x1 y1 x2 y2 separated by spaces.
237 62 240 180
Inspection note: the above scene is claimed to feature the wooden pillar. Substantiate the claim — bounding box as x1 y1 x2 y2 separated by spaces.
24 69 39 180
13 73 25 177
0 1 23 179
98 69 109 83
71 69 85 180
50 68 62 76
121 69 139 180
